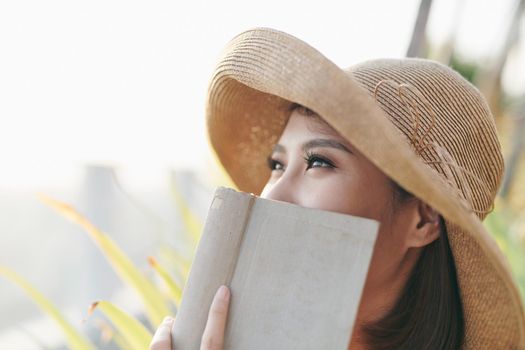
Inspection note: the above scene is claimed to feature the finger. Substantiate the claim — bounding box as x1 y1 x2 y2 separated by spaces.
149 316 175 350
200 285 231 350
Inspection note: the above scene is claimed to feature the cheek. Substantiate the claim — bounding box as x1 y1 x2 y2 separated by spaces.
363 216 410 288
296 171 391 220
293 176 350 213
374 223 406 257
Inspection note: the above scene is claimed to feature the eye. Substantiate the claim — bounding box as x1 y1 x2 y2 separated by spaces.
267 156 284 171
304 151 335 170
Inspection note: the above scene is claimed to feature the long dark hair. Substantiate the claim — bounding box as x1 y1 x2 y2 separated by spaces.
290 103 464 349
361 183 464 350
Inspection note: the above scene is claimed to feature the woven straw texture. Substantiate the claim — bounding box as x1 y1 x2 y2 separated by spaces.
206 28 525 348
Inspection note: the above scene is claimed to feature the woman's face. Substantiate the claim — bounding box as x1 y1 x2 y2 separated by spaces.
260 109 394 223
260 109 433 310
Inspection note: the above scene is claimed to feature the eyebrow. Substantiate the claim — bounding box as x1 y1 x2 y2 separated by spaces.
271 138 353 155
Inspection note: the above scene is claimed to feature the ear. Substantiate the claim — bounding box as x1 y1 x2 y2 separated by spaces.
406 200 441 249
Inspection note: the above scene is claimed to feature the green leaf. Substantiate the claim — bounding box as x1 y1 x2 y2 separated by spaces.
0 266 95 350
88 301 152 350
38 194 171 327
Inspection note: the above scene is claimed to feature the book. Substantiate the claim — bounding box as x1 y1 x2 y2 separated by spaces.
171 186 379 349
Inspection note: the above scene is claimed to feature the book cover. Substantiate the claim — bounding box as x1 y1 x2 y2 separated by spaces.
171 186 379 349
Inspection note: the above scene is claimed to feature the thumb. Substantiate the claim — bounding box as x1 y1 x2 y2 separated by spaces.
149 316 175 350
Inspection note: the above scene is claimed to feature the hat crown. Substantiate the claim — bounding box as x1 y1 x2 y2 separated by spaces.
348 58 504 219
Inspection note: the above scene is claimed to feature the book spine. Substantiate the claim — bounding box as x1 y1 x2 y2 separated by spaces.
171 187 254 350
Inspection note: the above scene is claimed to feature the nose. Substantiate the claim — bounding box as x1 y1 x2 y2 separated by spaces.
260 171 299 205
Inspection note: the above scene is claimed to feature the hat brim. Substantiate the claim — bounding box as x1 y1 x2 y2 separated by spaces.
206 27 525 347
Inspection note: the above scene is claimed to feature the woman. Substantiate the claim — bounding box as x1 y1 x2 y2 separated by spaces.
150 28 525 349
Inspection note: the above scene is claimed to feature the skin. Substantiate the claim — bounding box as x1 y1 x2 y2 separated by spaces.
149 110 441 350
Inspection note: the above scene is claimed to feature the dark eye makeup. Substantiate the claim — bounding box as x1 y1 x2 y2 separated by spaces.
266 150 335 171
303 150 335 170
267 156 284 171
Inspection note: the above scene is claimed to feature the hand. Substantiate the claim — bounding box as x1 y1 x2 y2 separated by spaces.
149 285 231 350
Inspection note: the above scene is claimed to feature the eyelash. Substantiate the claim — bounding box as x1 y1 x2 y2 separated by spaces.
265 155 281 171
266 151 335 171
304 151 336 170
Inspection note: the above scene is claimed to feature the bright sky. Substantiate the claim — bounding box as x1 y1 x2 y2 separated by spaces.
0 0 522 189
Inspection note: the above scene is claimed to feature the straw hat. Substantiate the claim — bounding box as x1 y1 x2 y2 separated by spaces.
205 28 525 348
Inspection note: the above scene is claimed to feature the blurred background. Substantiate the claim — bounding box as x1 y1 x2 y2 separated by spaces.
1 0 524 348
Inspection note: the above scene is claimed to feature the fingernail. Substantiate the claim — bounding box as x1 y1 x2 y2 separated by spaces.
163 316 174 323
217 285 230 301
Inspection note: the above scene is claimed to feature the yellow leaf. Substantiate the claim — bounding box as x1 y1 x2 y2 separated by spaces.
159 246 191 287
169 180 203 247
148 256 183 307
38 194 171 327
0 266 95 350
88 301 152 350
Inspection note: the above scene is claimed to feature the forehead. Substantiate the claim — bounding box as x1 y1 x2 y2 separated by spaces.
279 110 349 143
297 110 338 134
